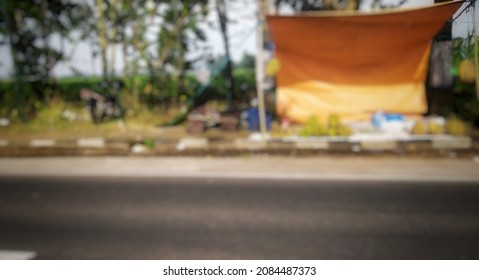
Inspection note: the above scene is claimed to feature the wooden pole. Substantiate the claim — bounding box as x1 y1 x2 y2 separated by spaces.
256 0 268 140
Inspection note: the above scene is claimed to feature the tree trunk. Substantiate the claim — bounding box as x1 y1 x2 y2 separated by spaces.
122 37 128 76
110 0 118 78
95 0 108 81
5 3 26 120
174 2 187 105
216 0 235 111
41 0 53 101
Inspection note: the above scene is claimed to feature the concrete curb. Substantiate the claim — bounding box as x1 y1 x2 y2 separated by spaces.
0 136 478 157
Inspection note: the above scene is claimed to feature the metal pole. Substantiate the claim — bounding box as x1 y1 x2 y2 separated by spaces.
473 1 479 99
256 0 268 140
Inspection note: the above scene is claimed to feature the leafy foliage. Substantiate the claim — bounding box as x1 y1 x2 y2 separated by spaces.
451 36 479 127
0 0 90 118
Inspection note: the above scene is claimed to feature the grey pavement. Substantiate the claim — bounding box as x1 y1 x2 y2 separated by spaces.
0 156 478 182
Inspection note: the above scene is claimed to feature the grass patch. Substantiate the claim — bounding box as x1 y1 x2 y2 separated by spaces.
2 100 185 140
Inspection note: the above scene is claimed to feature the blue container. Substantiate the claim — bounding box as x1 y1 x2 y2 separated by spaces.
246 108 272 131
385 114 404 122
372 112 404 128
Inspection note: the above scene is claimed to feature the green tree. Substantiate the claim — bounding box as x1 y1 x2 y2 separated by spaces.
131 0 208 106
215 0 236 111
0 0 88 119
84 0 207 107
160 0 208 104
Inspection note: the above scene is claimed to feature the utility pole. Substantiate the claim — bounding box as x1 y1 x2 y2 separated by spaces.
256 0 268 140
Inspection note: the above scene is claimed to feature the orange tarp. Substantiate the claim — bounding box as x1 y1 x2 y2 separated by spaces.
267 1 464 123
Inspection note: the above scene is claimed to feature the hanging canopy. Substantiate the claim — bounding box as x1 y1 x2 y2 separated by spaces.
267 1 465 123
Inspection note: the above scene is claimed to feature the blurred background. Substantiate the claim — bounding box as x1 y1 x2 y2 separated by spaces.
0 0 478 139
1 0 479 260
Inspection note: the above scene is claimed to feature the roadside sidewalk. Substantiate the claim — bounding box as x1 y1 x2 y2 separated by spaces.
1 156 478 182
0 126 478 157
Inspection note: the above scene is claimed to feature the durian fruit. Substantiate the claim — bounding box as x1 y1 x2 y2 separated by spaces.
411 121 427 135
316 124 327 136
326 127 337 137
328 113 341 129
428 122 445 135
299 126 313 137
270 122 286 137
445 116 469 136
338 125 353 137
300 116 324 136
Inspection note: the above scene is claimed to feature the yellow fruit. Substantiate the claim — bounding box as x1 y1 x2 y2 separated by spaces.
428 122 444 135
326 127 337 137
300 116 325 136
458 59 476 83
445 117 469 136
300 117 316 136
411 121 426 135
328 113 341 128
266 58 281 77
338 125 352 136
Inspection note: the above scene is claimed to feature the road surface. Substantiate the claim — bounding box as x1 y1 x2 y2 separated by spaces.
1 175 478 259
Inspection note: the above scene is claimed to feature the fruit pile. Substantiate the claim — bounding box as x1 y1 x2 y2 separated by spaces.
300 114 352 137
411 116 470 136
445 116 470 136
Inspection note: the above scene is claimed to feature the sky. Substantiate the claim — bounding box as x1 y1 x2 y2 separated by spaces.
0 0 475 79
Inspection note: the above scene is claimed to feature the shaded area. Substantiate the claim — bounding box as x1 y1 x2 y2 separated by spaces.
0 176 478 259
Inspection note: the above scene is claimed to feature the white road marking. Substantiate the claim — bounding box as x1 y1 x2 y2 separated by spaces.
0 139 8 147
177 137 209 150
30 139 56 147
77 138 105 148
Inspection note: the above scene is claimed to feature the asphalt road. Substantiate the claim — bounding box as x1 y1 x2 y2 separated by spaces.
0 176 478 259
